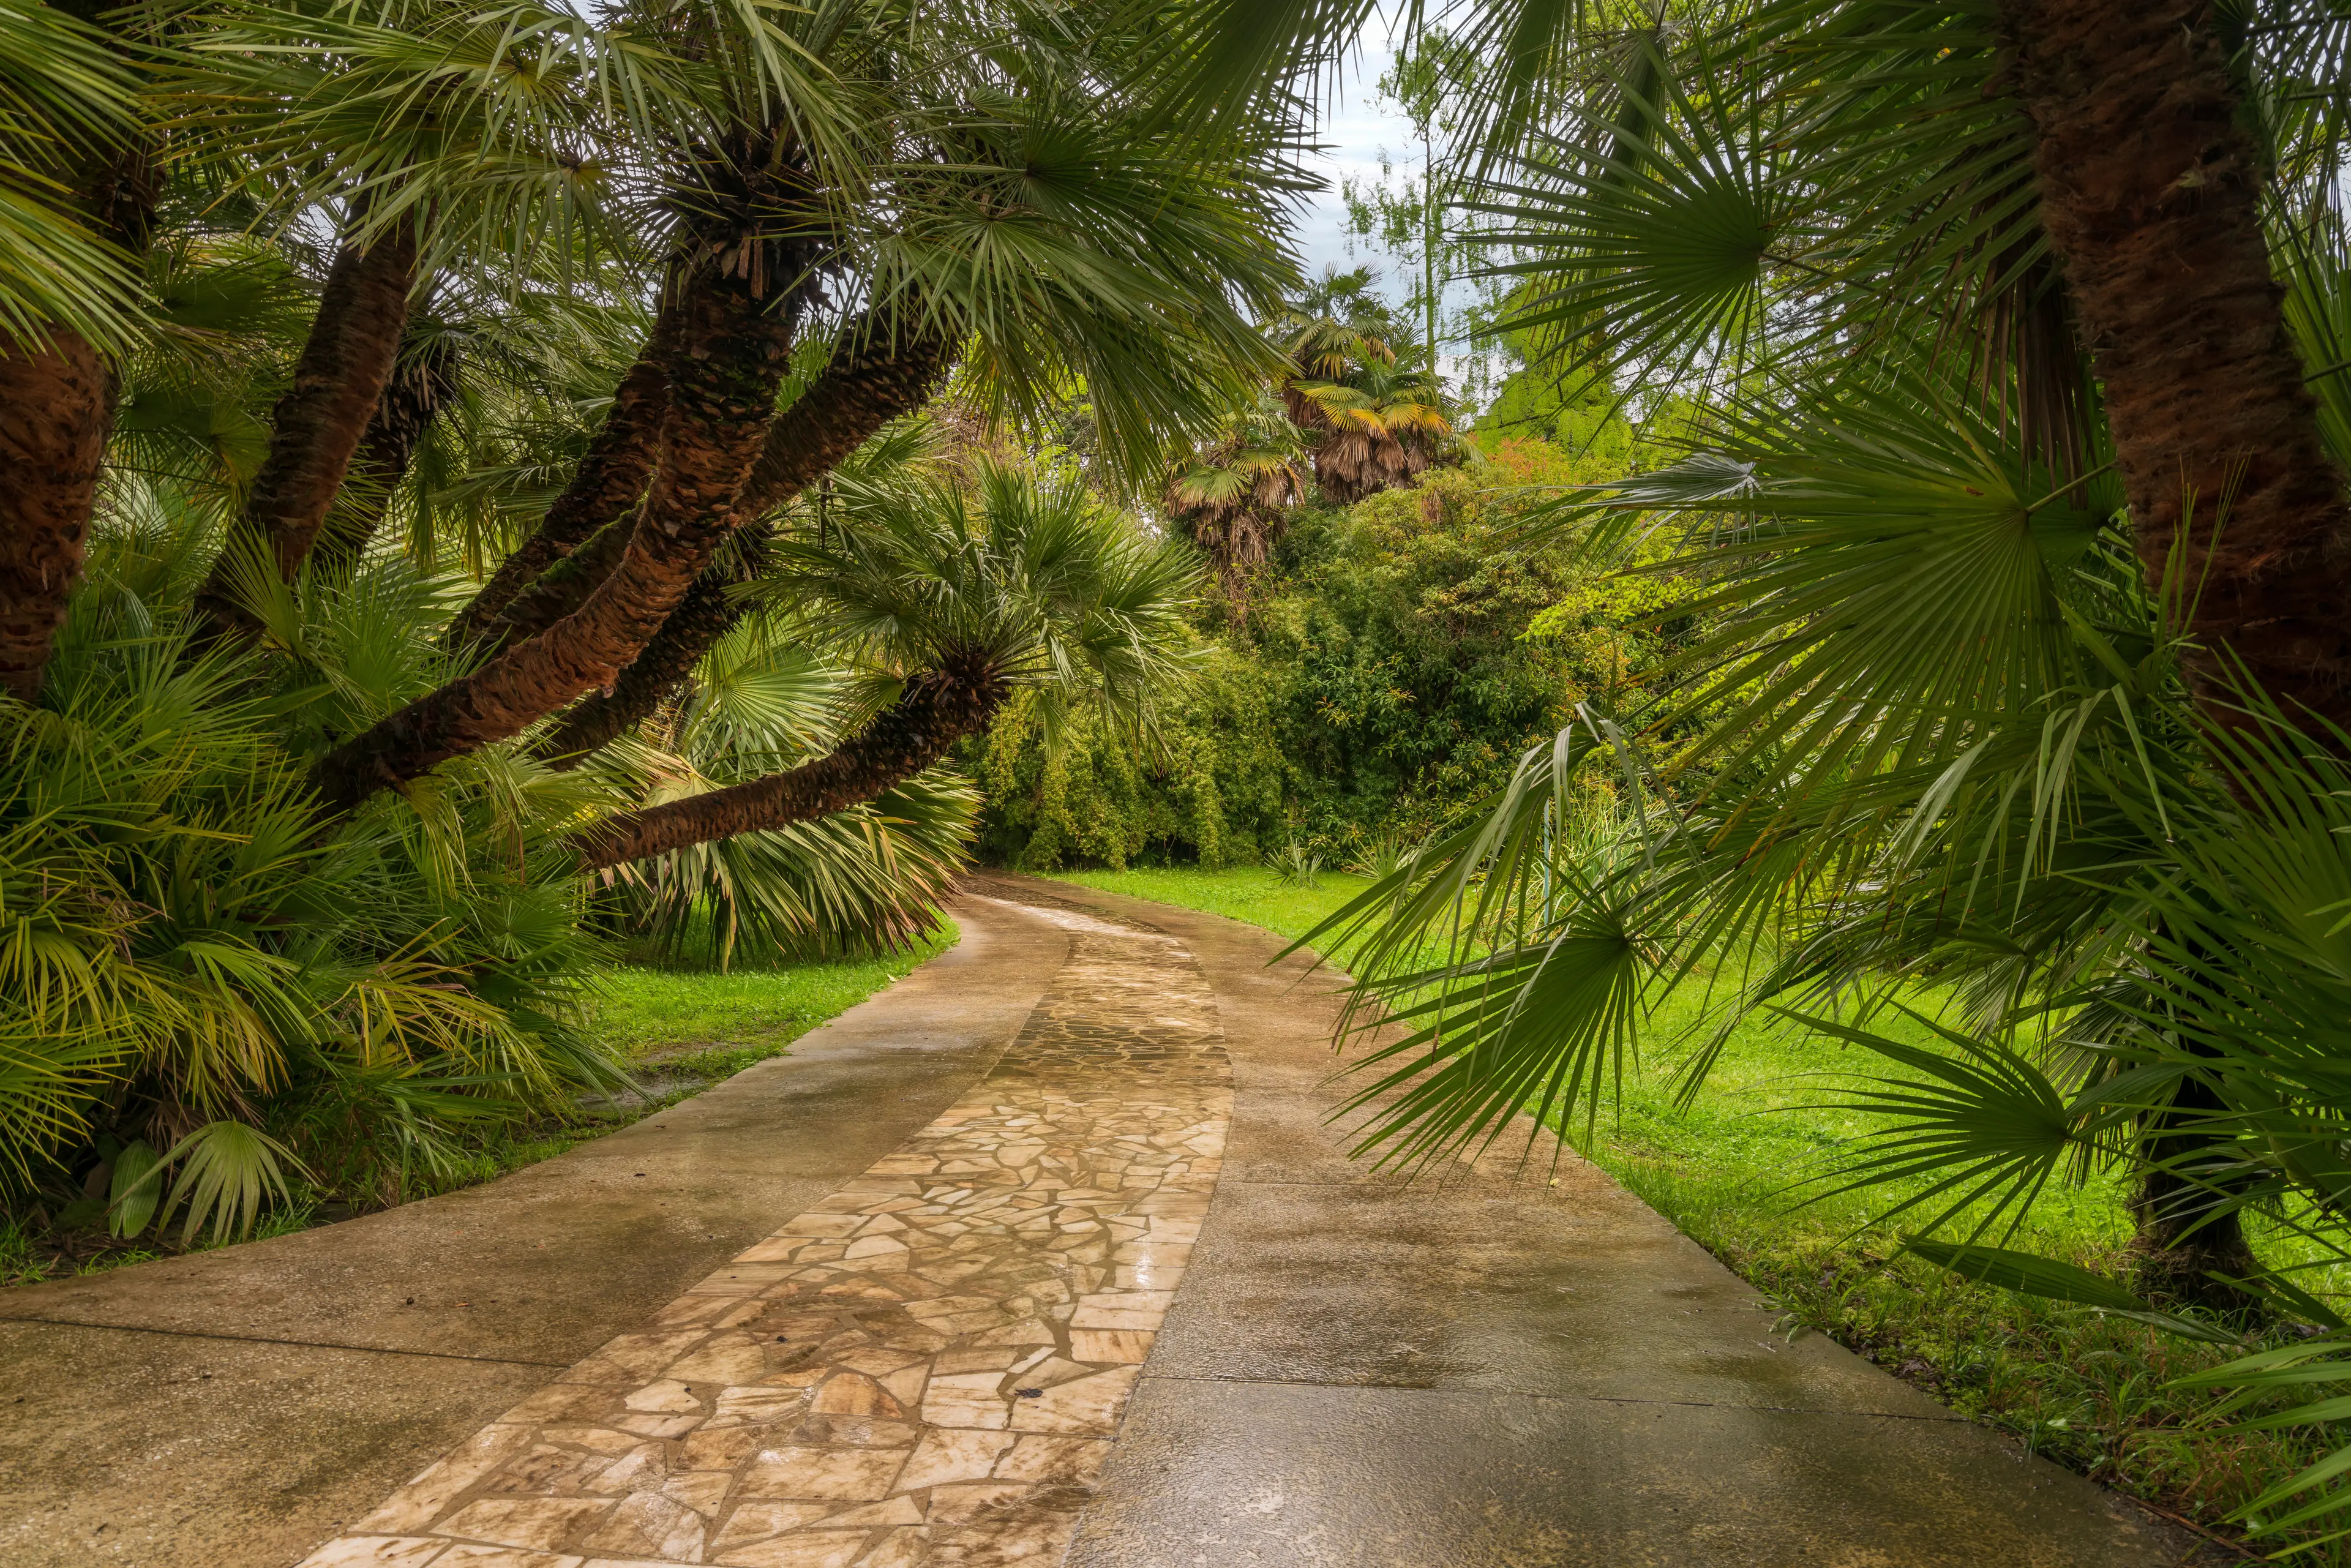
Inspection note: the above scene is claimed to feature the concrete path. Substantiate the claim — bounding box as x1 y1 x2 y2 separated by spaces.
0 877 2219 1567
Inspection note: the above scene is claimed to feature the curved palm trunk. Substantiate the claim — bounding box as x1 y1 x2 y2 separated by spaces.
571 652 1005 871
0 140 155 703
0 329 112 701
2003 0 2351 733
443 312 678 646
191 219 420 640
312 317 459 575
538 538 760 767
310 262 805 815
536 319 954 763
487 312 950 653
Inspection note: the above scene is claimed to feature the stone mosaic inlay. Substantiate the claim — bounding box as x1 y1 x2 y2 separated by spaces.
296 902 1228 1568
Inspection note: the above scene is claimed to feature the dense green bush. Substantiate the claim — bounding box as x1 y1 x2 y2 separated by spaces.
969 445 1686 869
965 645 1288 869
6 523 623 1240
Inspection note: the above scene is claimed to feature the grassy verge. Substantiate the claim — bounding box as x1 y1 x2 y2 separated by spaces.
2 925 956 1287
1047 866 2326 1559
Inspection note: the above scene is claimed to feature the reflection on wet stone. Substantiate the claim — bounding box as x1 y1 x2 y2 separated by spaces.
298 903 1229 1568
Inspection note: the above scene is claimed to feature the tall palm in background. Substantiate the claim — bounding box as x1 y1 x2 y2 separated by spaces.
1272 263 1458 501
1180 0 2351 1543
1163 391 1307 599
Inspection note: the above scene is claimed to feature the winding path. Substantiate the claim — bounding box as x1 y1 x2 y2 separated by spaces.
1 878 2221 1567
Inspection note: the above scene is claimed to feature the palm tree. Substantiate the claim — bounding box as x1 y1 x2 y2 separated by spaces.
1286 350 1455 503
1163 392 1309 598
291 3 1299 816
0 0 157 700
1262 265 1460 501
582 615 981 968
0 0 1300 1251
572 457 1199 867
1180 0 2351 1542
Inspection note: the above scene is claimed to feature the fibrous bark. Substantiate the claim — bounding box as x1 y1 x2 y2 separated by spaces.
310 253 808 815
536 525 770 767
0 329 111 701
312 317 459 575
2003 0 2351 733
533 315 955 762
192 218 419 639
0 138 155 702
484 310 952 655
570 650 1005 870
444 312 677 647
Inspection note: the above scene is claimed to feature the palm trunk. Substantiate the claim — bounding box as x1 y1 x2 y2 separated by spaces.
0 138 154 703
0 329 112 701
309 260 805 815
2003 0 2351 1310
535 317 954 763
192 217 419 640
486 310 950 654
312 317 458 575
2003 0 2351 732
537 534 763 767
2132 1078 2262 1315
444 312 677 646
571 652 1005 871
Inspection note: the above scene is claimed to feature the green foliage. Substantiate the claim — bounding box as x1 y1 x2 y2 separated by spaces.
966 645 1288 871
588 617 980 968
973 440 1689 873
1267 839 1323 887
0 534 632 1234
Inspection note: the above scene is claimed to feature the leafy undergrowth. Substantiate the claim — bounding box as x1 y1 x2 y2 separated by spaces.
1043 863 1376 944
1049 866 2343 1562
1 926 954 1287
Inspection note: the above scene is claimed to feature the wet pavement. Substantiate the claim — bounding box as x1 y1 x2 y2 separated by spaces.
0 877 2218 1567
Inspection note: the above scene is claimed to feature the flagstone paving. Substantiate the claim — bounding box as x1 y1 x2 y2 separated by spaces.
292 906 1228 1568
3 880 2227 1567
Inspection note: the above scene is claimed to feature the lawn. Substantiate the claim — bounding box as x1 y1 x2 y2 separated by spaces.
392 925 964 1203
594 929 958 1066
1046 865 2326 1558
0 926 956 1288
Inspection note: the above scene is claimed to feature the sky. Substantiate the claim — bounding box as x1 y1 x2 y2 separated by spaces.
1289 17 1420 290
1282 18 1507 398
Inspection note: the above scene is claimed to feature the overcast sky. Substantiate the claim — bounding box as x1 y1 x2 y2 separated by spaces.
1290 16 1420 290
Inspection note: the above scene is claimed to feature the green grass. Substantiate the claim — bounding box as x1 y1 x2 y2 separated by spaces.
1044 864 1378 945
2 926 958 1288
1048 866 2332 1559
591 933 953 1064
407 924 960 1200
